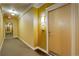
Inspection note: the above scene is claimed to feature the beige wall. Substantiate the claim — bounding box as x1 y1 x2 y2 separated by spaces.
34 8 38 47
18 4 53 50
19 7 38 48
0 6 4 50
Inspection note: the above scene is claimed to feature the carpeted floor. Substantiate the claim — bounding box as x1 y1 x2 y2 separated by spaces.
0 34 40 56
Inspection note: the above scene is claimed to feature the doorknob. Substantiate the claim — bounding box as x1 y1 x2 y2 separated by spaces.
48 32 51 34
48 32 51 36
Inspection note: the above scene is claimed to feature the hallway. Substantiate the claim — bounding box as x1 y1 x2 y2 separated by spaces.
0 34 39 56
0 3 79 56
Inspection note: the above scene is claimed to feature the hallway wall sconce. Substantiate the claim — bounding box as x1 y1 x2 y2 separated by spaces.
41 16 45 31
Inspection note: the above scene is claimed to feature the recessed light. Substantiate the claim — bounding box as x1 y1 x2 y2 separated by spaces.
9 10 13 13
11 13 15 16
8 9 18 14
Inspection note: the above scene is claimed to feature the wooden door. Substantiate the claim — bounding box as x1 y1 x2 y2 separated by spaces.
76 4 79 56
48 4 72 55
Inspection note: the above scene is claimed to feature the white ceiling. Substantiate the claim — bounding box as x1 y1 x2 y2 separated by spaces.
33 3 44 8
1 3 44 16
1 3 31 15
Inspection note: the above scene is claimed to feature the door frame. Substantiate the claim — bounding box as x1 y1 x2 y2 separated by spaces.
46 3 76 55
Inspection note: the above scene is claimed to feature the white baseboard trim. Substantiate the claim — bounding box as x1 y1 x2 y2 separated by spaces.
35 47 51 56
13 36 19 38
19 37 51 56
35 47 48 53
19 37 36 50
0 38 4 52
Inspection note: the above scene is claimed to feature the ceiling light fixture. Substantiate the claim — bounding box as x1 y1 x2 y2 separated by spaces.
8 9 18 14
11 13 15 16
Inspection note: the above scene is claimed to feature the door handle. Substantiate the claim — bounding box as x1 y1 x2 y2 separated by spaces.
48 32 51 34
48 32 51 36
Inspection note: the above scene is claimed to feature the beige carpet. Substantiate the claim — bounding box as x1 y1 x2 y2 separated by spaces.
0 34 40 56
